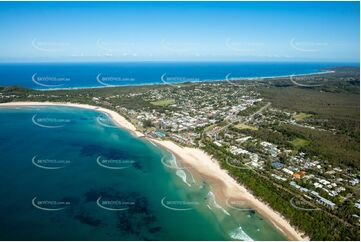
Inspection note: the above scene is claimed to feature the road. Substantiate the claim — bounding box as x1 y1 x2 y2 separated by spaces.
209 102 271 136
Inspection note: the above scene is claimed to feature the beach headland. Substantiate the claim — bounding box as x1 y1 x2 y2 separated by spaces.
0 101 308 241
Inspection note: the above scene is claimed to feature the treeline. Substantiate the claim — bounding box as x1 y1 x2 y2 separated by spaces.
282 124 359 169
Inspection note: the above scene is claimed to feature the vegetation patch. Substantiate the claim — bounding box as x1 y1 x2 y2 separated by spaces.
284 124 359 168
237 101 265 116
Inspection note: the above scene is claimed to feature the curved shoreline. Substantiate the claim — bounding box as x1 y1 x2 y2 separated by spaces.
0 101 308 241
33 70 335 91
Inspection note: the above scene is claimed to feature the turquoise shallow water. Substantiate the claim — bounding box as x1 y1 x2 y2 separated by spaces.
0 106 287 240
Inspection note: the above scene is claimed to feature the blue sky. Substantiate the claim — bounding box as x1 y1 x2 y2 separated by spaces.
0 1 359 62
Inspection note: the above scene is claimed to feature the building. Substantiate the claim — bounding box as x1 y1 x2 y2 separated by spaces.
310 191 336 209
271 162 284 169
293 173 301 179
282 168 294 176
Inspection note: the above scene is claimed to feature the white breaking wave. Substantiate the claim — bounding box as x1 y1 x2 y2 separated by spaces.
206 191 230 216
229 226 254 241
162 154 193 187
148 140 158 147
176 169 191 187
168 153 178 168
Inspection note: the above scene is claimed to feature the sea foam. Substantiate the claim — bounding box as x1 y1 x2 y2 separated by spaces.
229 226 254 241
176 169 191 187
206 191 230 216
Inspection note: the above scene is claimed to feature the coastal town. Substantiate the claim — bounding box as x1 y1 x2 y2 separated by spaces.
0 68 359 240
105 82 359 216
0 0 360 241
2 74 359 219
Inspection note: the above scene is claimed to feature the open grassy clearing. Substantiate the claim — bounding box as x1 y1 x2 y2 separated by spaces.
290 137 310 149
150 99 176 107
293 112 313 121
234 123 258 131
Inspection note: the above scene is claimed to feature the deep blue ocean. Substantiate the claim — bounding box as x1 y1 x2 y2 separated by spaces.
0 62 358 90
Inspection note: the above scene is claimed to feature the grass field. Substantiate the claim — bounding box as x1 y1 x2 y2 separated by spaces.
293 112 312 121
204 124 217 132
290 137 310 149
150 99 176 106
234 123 258 131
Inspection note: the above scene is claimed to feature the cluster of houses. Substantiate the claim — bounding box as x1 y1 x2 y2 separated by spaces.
271 150 361 210
228 145 261 168
97 83 359 214
125 84 263 145
261 141 279 157
290 181 336 209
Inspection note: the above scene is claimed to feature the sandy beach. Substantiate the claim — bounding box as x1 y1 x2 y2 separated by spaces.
0 101 144 137
149 139 308 241
0 101 308 241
